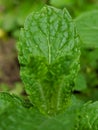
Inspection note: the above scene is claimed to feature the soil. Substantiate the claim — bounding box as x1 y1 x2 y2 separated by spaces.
0 38 20 86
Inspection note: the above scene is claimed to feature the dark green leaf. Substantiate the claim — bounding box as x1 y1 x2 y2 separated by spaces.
0 92 79 130
0 92 46 130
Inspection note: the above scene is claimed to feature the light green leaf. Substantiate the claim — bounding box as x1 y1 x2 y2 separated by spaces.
75 10 98 48
77 101 98 130
17 6 80 115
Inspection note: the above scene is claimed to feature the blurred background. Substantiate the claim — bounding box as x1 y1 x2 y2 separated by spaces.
0 0 98 101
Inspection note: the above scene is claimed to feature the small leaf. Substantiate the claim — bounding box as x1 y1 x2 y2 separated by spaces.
77 101 98 130
74 73 87 91
75 10 98 48
17 6 80 115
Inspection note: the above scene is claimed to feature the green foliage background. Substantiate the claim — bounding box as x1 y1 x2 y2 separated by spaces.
0 0 98 129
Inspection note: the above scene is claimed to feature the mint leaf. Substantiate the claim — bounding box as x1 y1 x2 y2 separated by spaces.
17 6 80 115
75 10 98 48
0 93 97 130
0 93 79 130
77 101 98 130
0 92 46 130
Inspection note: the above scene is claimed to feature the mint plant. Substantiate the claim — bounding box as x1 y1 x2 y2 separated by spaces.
17 6 80 115
0 6 98 130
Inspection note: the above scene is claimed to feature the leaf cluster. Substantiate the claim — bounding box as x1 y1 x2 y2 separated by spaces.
0 5 98 130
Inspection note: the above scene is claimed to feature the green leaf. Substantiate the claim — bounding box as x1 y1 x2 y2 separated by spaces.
0 92 46 130
0 93 98 130
50 0 74 7
74 73 87 91
77 101 98 130
17 6 80 115
75 10 98 48
0 93 80 130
